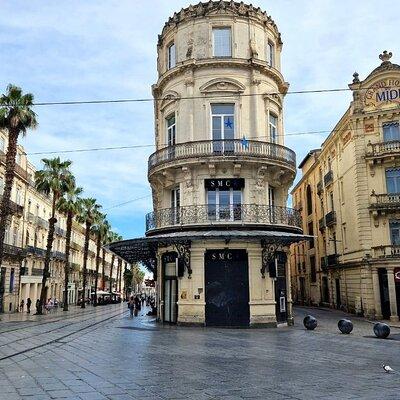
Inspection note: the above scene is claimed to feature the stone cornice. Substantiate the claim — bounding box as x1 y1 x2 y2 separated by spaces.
158 1 281 47
152 58 289 96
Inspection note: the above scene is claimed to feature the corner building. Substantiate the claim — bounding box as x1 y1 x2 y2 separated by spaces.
290 51 400 322
110 1 308 327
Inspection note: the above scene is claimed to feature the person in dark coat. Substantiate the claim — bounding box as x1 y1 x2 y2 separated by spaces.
26 298 32 314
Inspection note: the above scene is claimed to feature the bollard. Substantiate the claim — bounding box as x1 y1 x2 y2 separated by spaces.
373 322 390 339
303 315 317 330
338 319 353 334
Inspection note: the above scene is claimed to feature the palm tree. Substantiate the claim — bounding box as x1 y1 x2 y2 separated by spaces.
108 233 122 294
0 85 37 288
35 157 73 315
77 198 101 308
57 182 82 311
91 211 107 306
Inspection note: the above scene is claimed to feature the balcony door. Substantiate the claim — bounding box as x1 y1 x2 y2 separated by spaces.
211 104 234 153
383 122 400 142
166 114 176 159
170 187 180 224
390 220 400 245
386 169 400 203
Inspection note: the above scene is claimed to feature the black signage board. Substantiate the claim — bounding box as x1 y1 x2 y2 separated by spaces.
162 252 178 264
205 178 245 191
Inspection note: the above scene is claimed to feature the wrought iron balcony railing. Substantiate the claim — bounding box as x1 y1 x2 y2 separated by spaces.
324 170 333 187
370 192 400 211
52 251 66 261
148 139 296 173
321 254 338 270
317 181 323 195
0 196 24 216
366 140 400 158
146 204 301 233
27 213 49 229
55 226 66 237
318 217 326 231
26 245 46 257
325 211 336 227
372 245 400 258
4 243 26 258
0 151 28 181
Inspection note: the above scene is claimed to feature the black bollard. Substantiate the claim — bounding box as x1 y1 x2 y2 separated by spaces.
303 315 317 330
338 319 353 334
373 322 390 339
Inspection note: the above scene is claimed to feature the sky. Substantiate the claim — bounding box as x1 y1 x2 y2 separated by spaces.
0 0 399 240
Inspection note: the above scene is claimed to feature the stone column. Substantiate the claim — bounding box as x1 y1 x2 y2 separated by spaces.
387 268 399 322
371 267 382 319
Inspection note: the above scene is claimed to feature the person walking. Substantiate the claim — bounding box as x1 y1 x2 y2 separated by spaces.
19 299 24 312
128 296 135 318
26 298 32 314
35 298 40 314
134 295 141 317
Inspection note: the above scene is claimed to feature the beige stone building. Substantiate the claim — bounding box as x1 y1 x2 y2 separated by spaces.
0 134 124 314
111 1 308 327
290 51 400 322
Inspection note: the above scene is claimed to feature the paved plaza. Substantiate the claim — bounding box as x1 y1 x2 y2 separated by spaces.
0 304 399 400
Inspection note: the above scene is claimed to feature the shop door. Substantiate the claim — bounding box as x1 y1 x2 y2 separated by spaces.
378 268 391 319
335 278 341 309
299 277 305 305
205 249 249 327
274 253 288 323
163 252 178 324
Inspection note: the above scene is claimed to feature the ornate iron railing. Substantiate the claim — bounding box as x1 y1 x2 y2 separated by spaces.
318 217 326 231
317 181 323 195
0 196 24 216
52 251 66 261
148 139 296 172
367 140 400 157
0 151 28 181
146 204 301 232
26 245 46 257
4 243 26 258
55 226 66 237
372 245 400 258
325 211 336 226
370 192 400 209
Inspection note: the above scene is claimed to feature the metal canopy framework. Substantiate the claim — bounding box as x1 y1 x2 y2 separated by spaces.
107 230 312 278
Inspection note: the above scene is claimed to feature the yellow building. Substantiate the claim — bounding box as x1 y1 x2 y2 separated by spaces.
0 133 124 313
290 51 400 322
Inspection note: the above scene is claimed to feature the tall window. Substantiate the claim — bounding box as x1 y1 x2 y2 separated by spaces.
390 220 400 245
308 222 314 249
167 43 176 69
386 169 400 193
330 191 334 211
9 268 14 293
267 41 275 67
383 122 400 142
166 114 176 147
310 256 316 283
170 187 180 224
268 186 275 207
306 185 312 215
211 104 234 153
213 27 231 57
269 113 278 143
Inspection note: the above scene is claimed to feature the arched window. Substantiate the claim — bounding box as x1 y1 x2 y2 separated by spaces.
306 185 312 215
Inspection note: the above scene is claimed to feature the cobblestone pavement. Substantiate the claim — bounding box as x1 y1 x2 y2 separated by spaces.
1 304 400 400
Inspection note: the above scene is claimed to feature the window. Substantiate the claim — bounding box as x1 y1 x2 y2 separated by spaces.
330 192 334 211
310 256 316 283
211 104 235 152
16 187 22 205
166 114 176 147
390 220 400 245
342 225 347 249
308 222 314 249
0 137 5 153
306 185 312 215
213 27 231 57
9 268 14 293
171 187 180 224
167 43 176 69
269 113 278 143
267 41 275 67
268 186 275 207
383 122 400 142
386 169 400 193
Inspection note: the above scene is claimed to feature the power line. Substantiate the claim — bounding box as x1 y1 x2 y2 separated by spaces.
103 194 152 211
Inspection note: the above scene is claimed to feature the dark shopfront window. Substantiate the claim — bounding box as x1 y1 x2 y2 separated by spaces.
206 178 243 221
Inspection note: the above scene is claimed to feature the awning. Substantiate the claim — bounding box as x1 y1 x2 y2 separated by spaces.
107 230 313 273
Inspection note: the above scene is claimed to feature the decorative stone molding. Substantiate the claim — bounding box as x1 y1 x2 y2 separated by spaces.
158 1 281 47
159 90 180 111
199 77 245 94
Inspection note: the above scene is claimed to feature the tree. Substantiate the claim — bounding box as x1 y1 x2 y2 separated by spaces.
91 211 108 306
108 233 122 294
57 182 82 311
0 85 37 294
35 157 73 314
77 198 101 308
132 264 145 292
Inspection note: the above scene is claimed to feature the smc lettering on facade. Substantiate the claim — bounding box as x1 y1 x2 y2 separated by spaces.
364 79 400 107
210 252 233 261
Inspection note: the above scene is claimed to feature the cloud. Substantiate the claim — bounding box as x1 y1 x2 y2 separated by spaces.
0 0 399 238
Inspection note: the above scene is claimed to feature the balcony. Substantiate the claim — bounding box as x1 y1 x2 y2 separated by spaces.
321 254 338 270
372 245 400 259
318 217 326 231
317 181 323 195
0 151 28 181
366 140 400 160
0 196 24 216
4 243 26 259
325 211 337 227
71 240 82 251
27 213 49 229
69 262 80 272
323 170 333 187
55 226 66 237
370 192 400 213
52 251 66 261
26 245 46 257
148 139 296 176
31 268 44 276
145 204 302 234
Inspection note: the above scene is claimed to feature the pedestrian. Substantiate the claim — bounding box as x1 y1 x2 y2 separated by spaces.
36 299 40 313
20 299 24 312
128 296 135 318
134 295 141 317
26 298 32 314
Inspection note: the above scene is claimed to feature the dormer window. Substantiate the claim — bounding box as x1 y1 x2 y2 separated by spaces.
267 41 275 67
213 27 231 57
167 43 176 69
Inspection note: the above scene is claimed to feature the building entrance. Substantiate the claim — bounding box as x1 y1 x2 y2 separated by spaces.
205 249 249 327
162 252 178 324
378 268 391 319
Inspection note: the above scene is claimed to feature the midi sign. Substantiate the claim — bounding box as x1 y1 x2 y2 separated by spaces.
364 79 400 107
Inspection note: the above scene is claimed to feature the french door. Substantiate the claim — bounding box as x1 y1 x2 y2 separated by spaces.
207 188 241 221
211 104 234 153
167 114 176 159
